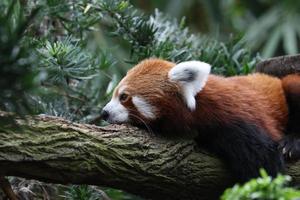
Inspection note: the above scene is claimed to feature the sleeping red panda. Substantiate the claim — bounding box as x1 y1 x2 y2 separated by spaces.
101 58 300 182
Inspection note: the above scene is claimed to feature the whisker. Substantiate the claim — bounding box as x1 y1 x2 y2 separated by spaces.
131 114 155 135
125 108 155 136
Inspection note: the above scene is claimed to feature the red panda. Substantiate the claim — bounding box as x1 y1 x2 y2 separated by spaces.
101 58 300 182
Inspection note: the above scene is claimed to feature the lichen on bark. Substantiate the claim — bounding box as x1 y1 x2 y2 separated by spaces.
0 112 299 200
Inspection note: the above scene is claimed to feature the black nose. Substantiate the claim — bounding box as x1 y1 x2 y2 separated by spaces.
100 110 109 121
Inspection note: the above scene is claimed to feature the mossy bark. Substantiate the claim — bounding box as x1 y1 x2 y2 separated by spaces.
0 112 299 200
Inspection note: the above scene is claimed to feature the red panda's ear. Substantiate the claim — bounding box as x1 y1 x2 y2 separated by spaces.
168 61 211 111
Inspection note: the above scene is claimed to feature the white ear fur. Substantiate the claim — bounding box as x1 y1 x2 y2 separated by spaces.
168 61 211 111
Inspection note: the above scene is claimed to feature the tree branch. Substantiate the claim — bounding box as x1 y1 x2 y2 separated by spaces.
256 54 300 77
0 112 299 200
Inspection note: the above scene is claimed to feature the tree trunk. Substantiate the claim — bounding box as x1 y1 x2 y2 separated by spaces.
0 112 299 200
256 54 300 77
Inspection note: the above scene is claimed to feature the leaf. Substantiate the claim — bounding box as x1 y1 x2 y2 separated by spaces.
262 26 282 58
283 20 298 55
84 3 92 14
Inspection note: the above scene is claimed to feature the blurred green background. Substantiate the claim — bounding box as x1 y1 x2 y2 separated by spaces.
1 0 300 199
132 0 300 58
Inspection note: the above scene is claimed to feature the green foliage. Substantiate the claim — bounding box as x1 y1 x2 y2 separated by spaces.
0 0 270 199
0 0 39 115
221 169 300 200
0 0 259 123
99 2 260 76
219 0 300 58
32 37 115 122
133 0 300 58
97 0 157 63
37 38 98 87
244 1 300 58
102 188 143 200
28 0 102 39
63 185 100 200
63 185 142 200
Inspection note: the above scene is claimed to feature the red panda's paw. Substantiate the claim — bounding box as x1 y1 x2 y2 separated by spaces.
279 135 300 162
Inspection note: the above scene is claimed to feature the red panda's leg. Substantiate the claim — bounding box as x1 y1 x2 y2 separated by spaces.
279 135 300 162
281 74 300 161
196 120 284 183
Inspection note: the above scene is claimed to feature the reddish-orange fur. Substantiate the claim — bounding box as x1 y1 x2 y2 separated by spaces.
282 74 300 108
196 74 288 141
116 59 289 140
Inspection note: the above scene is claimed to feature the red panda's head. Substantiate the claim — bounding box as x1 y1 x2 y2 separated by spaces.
101 58 211 135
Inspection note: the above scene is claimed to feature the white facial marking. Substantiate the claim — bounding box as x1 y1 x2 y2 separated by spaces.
168 61 211 111
118 85 126 95
102 97 129 124
132 96 156 119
